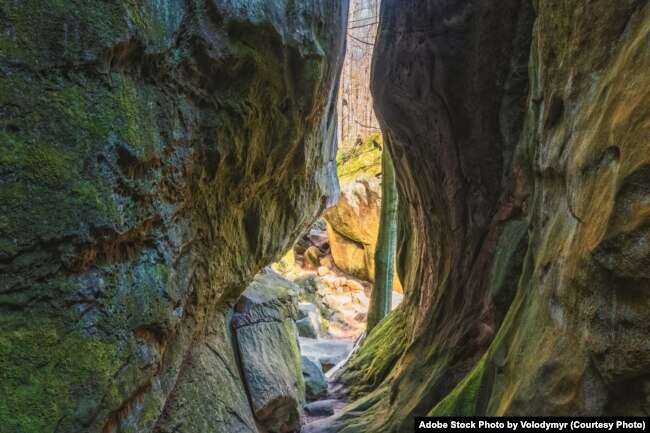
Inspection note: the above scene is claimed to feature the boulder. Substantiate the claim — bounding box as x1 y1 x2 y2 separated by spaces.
303 246 322 268
300 338 353 372
304 399 336 417
296 318 319 339
324 137 402 292
296 302 325 338
232 271 305 433
301 355 328 401
325 225 370 279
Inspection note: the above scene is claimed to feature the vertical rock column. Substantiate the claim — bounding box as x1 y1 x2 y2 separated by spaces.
334 0 650 429
332 0 534 431
232 271 305 433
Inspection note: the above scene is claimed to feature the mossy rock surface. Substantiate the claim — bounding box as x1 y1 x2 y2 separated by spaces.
330 0 650 430
0 1 348 431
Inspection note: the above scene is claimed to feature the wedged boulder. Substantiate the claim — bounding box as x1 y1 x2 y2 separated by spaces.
302 355 328 401
325 225 370 278
232 271 305 433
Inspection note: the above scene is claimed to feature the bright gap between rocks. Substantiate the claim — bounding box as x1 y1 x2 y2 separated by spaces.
271 0 402 346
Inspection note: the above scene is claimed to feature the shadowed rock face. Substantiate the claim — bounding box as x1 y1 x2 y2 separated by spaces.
477 0 650 416
331 0 649 430
0 1 347 432
331 1 534 430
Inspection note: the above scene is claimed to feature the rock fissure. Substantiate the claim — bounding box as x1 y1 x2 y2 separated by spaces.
1 0 649 432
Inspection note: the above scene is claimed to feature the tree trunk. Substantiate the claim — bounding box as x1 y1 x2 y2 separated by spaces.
367 145 398 332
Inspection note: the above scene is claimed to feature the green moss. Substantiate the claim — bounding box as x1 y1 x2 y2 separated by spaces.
339 309 408 398
0 313 122 433
272 248 296 274
429 355 490 416
112 75 164 160
0 132 77 188
0 1 183 67
0 71 167 253
337 133 383 182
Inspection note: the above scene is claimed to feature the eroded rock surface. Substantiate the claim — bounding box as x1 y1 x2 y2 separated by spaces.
331 0 649 430
232 271 305 433
302 355 328 401
0 1 347 432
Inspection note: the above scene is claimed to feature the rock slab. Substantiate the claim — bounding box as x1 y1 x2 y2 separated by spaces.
300 338 353 372
232 271 305 432
304 399 336 417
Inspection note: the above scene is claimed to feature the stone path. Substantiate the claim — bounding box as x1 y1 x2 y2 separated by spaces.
274 248 402 431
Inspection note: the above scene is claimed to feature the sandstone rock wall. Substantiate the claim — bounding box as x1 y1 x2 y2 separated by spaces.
0 2 347 432
470 0 650 416
331 0 649 429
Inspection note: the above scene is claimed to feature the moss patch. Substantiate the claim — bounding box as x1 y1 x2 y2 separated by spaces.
428 354 491 416
0 313 122 433
338 309 408 398
336 133 383 182
0 0 183 67
0 72 164 254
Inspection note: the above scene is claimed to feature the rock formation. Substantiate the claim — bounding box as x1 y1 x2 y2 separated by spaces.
328 0 650 430
2 0 648 432
232 271 304 433
0 1 347 432
324 135 402 291
302 355 329 401
325 137 382 281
